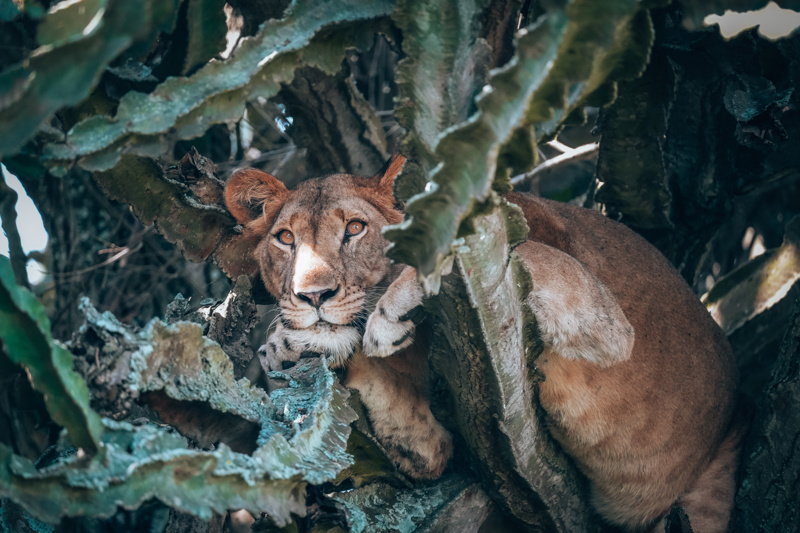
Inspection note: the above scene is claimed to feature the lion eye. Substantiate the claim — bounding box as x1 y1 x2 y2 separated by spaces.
345 220 365 237
276 230 294 245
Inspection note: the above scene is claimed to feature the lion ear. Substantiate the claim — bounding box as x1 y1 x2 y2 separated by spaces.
225 169 289 225
374 153 406 197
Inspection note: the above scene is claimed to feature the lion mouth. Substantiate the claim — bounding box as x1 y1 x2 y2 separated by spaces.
309 320 351 331
280 322 362 363
281 304 369 332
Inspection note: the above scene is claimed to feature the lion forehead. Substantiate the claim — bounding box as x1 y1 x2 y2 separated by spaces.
273 194 386 237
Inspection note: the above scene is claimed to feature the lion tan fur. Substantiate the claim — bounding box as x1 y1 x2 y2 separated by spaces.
510 192 741 532
225 157 741 531
226 155 452 479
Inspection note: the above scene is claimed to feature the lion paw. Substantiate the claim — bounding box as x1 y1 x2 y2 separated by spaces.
362 305 424 357
362 267 425 358
258 323 304 372
383 418 453 480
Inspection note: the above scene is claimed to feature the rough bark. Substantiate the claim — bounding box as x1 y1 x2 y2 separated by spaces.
165 275 260 379
732 297 800 531
276 66 389 177
0 174 28 289
703 216 800 396
428 206 601 532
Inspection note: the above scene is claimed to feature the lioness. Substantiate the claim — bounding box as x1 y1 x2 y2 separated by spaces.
225 154 742 532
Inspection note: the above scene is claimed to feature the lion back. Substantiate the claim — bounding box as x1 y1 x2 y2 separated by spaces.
507 192 739 531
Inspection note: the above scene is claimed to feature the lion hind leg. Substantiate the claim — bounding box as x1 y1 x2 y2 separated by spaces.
643 414 746 533
516 241 635 367
662 416 746 533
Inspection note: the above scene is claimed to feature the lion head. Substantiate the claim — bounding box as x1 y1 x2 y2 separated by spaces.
224 155 406 364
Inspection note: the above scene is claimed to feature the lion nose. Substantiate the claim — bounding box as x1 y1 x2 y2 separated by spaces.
296 286 339 308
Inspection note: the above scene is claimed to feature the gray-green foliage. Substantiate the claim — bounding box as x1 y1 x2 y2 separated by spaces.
1 422 307 525
3 0 658 283
386 0 660 292
0 292 356 525
37 0 394 172
0 0 182 158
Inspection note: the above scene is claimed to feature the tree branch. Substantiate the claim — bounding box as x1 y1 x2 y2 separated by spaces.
510 142 599 187
0 173 29 289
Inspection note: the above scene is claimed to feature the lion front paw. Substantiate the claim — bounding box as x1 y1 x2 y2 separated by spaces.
362 305 425 357
362 266 425 358
258 323 304 372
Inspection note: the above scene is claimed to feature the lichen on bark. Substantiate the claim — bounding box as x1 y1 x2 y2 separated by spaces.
1 283 357 526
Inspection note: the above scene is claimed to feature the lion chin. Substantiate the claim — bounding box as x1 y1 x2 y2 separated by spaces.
281 322 362 367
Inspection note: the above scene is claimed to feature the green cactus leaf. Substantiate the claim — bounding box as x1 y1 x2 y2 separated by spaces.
183 0 229 75
0 0 181 158
385 0 657 291
0 256 104 453
38 0 394 167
